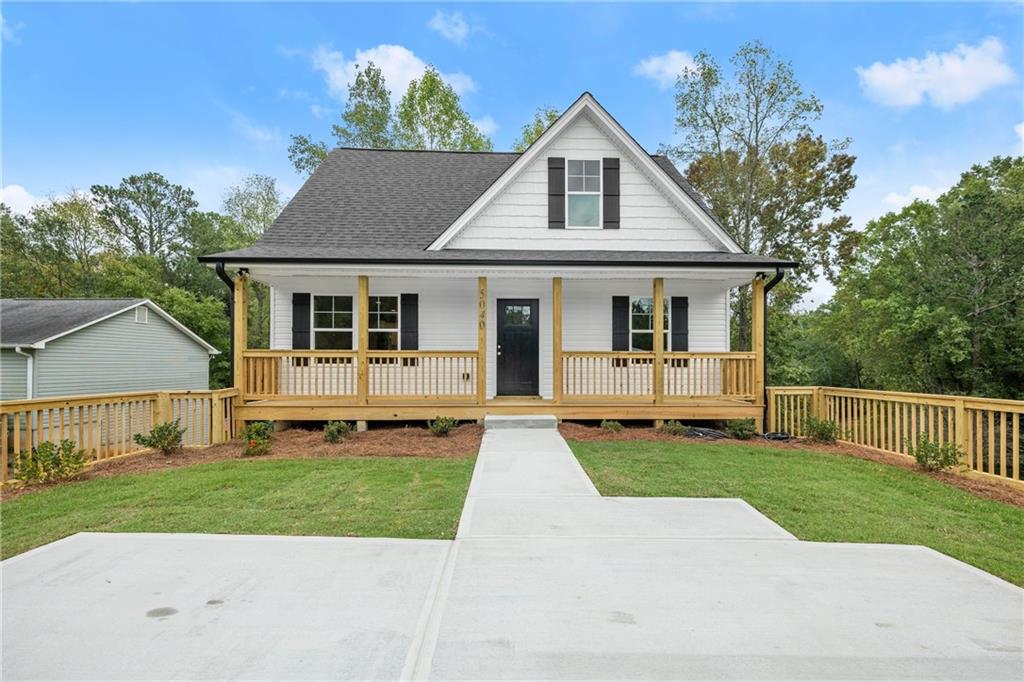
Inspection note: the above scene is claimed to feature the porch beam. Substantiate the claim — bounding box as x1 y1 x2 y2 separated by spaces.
357 275 369 405
477 276 487 405
752 274 766 408
653 277 665 404
232 272 248 393
552 277 563 404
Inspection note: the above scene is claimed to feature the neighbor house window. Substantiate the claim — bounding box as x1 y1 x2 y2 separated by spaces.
629 297 669 352
566 159 601 228
135 307 148 324
368 295 399 350
312 295 353 349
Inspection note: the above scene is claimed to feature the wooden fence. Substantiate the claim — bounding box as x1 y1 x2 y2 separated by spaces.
0 388 239 483
767 386 1022 484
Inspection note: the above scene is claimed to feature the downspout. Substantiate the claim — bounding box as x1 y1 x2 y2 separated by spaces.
762 267 785 428
215 262 235 381
14 346 34 399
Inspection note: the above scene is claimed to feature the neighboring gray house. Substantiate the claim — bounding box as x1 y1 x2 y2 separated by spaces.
0 299 218 401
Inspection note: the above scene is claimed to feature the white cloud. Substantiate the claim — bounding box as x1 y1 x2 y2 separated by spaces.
1 185 43 214
1016 122 1024 151
311 44 476 105
1 14 22 43
179 165 250 211
473 115 498 137
428 10 469 45
229 110 280 143
883 184 945 208
310 104 332 120
632 50 696 90
856 37 1016 109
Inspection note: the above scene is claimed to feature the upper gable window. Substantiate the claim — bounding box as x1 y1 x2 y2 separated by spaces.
566 160 601 228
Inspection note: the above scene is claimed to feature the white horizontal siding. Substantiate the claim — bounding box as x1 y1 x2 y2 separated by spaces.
448 114 718 251
268 276 730 400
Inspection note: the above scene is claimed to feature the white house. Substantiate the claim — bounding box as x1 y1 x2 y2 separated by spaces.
200 93 795 427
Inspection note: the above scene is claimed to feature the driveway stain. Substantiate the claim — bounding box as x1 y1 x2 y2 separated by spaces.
146 607 178 619
609 611 636 625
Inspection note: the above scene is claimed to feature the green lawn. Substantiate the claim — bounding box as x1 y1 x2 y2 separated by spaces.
1 456 475 559
571 440 1024 586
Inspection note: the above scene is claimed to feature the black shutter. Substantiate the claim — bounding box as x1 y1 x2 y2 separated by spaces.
292 293 311 349
671 297 689 352
548 157 565 229
400 294 418 350
602 158 620 229
612 296 629 351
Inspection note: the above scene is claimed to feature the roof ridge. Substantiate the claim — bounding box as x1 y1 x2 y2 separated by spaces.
328 146 521 156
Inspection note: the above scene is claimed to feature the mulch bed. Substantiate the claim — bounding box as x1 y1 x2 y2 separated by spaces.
1 424 482 501
560 422 1024 508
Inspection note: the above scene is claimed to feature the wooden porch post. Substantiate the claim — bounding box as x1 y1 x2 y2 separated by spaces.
232 272 248 392
552 277 563 404
752 275 766 430
477 276 487 405
653 277 664 404
357 275 369 405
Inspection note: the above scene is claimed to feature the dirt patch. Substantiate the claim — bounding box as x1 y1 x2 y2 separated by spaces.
560 422 1024 508
1 424 482 501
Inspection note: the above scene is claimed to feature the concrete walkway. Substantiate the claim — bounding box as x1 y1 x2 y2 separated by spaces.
3 421 1022 681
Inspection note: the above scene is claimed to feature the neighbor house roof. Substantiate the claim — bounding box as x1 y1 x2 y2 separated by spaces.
199 149 748 265
0 299 219 353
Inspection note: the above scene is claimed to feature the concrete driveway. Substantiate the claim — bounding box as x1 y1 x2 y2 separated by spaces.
3 421 1022 680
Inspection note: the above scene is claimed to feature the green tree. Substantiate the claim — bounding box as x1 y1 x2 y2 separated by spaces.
663 41 856 350
287 134 330 177
825 157 1024 398
512 106 559 152
333 62 393 149
91 172 197 261
394 67 492 151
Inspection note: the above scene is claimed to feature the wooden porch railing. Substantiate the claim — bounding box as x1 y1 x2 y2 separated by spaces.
242 350 478 402
560 351 757 402
767 386 1023 485
0 388 239 483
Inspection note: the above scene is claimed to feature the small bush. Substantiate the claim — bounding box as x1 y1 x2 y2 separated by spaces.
428 416 459 437
725 418 756 440
14 440 88 484
134 420 186 455
324 420 352 443
242 438 272 457
906 434 961 472
245 421 274 441
661 420 690 437
803 415 841 444
600 420 623 433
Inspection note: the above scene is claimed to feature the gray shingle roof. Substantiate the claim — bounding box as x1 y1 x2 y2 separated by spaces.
1 299 144 347
200 147 766 266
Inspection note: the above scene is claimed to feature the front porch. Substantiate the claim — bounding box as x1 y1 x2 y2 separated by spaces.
229 271 769 426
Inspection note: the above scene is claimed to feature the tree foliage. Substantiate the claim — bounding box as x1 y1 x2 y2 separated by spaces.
2 172 281 388
822 157 1024 398
288 62 492 175
664 41 857 350
512 106 560 152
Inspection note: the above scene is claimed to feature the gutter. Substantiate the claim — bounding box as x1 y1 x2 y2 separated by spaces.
197 254 800 269
215 262 235 380
761 268 785 428
13 346 34 399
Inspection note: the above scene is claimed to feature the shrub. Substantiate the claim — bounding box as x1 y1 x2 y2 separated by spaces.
428 416 459 437
324 420 352 443
600 420 623 433
134 420 186 455
725 418 756 440
245 421 274 441
661 420 690 437
906 434 961 472
803 415 841 444
242 438 272 457
14 440 88 484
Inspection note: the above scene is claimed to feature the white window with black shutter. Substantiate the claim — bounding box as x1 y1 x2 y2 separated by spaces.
549 156 620 230
292 292 418 353
612 295 688 353
311 295 354 350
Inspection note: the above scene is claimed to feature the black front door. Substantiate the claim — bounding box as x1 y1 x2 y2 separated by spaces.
497 299 539 396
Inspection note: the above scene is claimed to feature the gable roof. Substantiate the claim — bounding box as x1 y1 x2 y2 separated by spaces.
199 92 784 267
0 299 219 353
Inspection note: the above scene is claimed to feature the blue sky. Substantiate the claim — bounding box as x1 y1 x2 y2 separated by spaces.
3 2 1022 302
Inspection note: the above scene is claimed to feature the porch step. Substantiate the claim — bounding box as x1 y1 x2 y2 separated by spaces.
484 415 557 430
